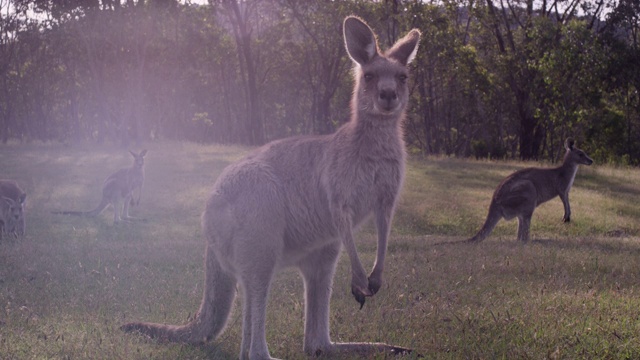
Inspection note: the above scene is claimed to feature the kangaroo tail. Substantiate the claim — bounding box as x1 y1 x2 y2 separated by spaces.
52 196 110 217
468 203 501 243
51 210 89 216
121 244 237 343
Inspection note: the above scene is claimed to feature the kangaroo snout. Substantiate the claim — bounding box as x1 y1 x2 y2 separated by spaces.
377 88 399 111
379 88 397 102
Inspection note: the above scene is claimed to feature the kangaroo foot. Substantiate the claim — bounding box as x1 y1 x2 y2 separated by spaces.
312 342 420 358
122 216 148 223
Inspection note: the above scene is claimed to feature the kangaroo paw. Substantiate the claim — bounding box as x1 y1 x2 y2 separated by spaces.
351 286 366 309
367 275 382 295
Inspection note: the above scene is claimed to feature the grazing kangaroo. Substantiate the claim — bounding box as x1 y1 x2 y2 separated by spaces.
54 150 147 224
468 138 593 243
121 17 420 360
0 179 27 240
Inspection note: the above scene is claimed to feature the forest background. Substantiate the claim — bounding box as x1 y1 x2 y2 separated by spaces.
0 0 638 164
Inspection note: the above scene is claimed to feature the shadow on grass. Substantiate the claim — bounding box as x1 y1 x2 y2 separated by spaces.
431 238 471 246
429 235 640 256
530 237 640 256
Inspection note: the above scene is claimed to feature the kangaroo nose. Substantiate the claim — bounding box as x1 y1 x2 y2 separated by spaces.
379 89 397 102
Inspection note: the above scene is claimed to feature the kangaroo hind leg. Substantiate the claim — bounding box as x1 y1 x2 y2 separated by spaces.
299 244 414 357
120 192 145 222
299 243 341 356
122 192 133 219
226 181 285 359
516 196 536 243
112 197 122 224
516 196 536 242
238 249 279 360
517 212 533 242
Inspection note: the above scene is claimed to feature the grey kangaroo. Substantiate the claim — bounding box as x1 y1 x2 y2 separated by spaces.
121 16 420 360
468 138 593 243
54 150 147 224
0 179 27 240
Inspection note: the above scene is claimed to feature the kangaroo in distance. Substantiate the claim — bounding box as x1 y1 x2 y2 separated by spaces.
0 179 27 240
122 17 420 359
468 138 593 243
54 150 147 224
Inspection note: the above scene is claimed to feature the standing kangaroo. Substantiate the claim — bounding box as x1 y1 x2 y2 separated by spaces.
121 17 420 359
468 138 593 243
54 150 147 224
0 179 27 240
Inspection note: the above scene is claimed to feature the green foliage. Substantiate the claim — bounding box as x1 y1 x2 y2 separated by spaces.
0 0 638 163
585 107 633 165
471 138 508 160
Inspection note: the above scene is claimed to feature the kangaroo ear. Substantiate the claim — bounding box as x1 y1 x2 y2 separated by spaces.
140 149 148 157
565 138 575 151
344 16 378 66
19 193 26 204
387 29 421 66
2 196 14 206
129 150 136 157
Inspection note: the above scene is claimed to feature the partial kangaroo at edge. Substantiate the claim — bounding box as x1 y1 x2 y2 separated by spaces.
468 138 593 243
0 179 27 240
53 150 147 224
121 16 420 360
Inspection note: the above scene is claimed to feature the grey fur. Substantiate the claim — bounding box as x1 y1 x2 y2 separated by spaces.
468 138 594 243
53 150 147 224
121 16 421 360
0 179 26 240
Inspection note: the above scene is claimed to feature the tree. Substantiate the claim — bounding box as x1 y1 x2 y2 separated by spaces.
0 0 29 142
475 0 608 160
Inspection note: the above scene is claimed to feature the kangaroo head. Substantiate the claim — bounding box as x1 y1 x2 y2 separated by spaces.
129 149 148 169
343 16 420 119
2 195 24 223
564 138 594 166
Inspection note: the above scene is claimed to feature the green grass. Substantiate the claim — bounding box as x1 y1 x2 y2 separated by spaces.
1 142 640 359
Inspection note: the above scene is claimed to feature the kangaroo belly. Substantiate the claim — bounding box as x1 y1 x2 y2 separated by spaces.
535 184 560 205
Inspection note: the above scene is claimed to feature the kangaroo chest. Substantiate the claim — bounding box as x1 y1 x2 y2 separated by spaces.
282 157 402 255
329 155 403 226
540 168 575 202
107 168 143 196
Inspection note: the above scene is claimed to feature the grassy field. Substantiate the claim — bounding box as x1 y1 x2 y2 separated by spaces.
1 141 640 359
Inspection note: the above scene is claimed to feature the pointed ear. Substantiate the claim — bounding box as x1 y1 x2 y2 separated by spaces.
343 16 378 66
19 193 26 204
140 149 148 157
387 29 421 66
565 138 575 151
129 150 136 157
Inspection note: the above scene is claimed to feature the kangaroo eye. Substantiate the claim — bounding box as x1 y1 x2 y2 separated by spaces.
364 73 374 81
398 74 408 83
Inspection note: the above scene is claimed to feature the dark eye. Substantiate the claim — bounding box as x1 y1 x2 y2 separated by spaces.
398 74 408 83
364 73 374 81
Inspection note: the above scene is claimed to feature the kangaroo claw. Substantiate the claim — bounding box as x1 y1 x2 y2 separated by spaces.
351 287 366 309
